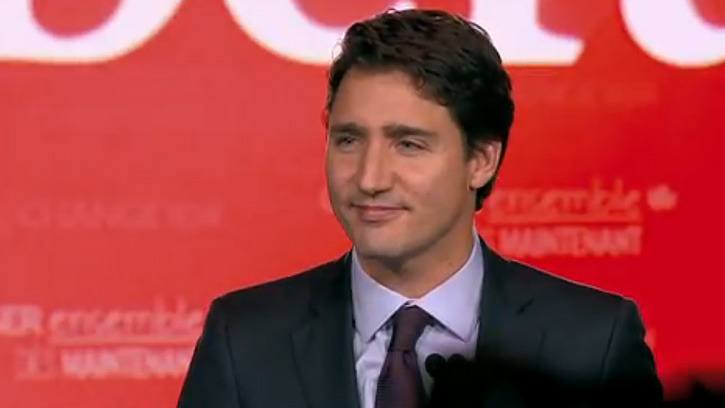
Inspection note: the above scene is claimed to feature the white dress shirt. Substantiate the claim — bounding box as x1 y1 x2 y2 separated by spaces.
351 232 485 408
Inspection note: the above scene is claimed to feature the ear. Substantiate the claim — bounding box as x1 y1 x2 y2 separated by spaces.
467 140 502 190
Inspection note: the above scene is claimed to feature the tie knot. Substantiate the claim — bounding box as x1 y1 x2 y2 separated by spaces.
389 305 433 352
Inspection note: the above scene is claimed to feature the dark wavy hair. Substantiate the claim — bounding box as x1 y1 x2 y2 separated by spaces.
325 9 514 210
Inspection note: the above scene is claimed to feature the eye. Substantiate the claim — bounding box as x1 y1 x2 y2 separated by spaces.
336 136 351 145
398 140 424 152
333 134 355 146
332 134 359 150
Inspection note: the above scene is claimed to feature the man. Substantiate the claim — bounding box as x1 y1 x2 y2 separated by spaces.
178 9 662 408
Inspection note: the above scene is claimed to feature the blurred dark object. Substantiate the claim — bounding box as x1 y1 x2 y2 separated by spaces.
662 377 725 408
426 353 725 407
426 353 663 407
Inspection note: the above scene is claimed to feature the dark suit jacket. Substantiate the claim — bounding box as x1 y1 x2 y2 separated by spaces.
178 240 662 407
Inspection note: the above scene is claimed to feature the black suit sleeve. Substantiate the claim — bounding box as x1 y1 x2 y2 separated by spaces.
599 299 663 406
178 299 241 408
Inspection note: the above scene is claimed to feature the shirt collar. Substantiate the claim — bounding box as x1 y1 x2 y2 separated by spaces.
351 231 484 343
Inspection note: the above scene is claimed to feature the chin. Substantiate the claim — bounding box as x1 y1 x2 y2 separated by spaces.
352 237 404 260
353 231 425 263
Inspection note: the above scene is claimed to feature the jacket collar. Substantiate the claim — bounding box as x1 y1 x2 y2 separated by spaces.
290 237 545 408
290 253 361 408
476 236 544 368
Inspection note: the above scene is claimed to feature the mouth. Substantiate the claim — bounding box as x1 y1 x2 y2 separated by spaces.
351 204 406 223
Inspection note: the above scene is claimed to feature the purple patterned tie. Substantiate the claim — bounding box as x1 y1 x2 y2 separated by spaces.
375 305 434 408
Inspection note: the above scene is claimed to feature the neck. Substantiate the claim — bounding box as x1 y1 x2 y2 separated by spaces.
358 225 476 299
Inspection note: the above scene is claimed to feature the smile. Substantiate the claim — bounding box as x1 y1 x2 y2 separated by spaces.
352 205 405 223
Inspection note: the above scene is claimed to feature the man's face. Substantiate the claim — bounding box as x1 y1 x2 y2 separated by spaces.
325 68 494 263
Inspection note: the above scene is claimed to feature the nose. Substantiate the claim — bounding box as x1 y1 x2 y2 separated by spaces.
357 139 393 196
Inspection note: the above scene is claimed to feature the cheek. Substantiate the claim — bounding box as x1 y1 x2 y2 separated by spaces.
325 157 354 197
401 160 468 206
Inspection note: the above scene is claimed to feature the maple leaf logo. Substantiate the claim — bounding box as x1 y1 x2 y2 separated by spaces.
646 184 677 212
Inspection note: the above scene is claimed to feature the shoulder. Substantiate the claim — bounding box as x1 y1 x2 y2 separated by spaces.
206 254 348 331
499 255 637 322
501 258 660 402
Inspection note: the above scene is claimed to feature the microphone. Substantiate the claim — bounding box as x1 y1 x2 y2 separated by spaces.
425 353 446 379
447 353 467 366
426 353 477 407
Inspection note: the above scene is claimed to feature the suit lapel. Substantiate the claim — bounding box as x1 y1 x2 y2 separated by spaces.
476 238 544 370
288 239 544 407
291 254 361 408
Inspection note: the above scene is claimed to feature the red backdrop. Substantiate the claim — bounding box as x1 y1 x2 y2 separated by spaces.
2 1 724 406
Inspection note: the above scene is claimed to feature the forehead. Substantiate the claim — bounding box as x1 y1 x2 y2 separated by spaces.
328 68 458 132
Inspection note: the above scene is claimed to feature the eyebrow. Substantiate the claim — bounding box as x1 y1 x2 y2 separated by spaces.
382 123 438 139
328 122 367 137
328 122 437 139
